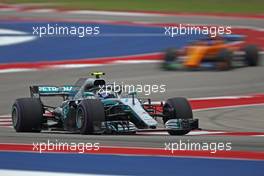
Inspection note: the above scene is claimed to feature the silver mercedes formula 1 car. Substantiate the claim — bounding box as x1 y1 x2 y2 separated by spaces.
12 72 199 135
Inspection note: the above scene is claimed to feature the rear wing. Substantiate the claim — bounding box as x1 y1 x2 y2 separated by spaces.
30 85 78 98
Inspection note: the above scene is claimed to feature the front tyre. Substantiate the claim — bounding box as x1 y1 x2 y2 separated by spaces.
244 45 259 66
12 98 43 132
76 99 105 134
163 97 193 135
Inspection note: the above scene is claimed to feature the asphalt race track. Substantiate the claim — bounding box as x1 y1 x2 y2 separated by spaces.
1 62 264 151
0 10 264 153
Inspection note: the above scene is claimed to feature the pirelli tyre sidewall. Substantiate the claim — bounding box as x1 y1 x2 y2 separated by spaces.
163 97 193 135
12 98 43 132
76 99 105 134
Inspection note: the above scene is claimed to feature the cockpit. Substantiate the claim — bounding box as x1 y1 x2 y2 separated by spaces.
72 77 120 100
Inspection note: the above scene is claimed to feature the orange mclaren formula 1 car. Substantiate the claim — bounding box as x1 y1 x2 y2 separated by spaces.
163 35 260 71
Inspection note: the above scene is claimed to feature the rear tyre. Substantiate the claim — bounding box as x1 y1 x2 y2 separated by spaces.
76 99 105 134
216 49 233 71
163 97 193 135
12 98 43 132
164 48 177 62
244 45 259 66
163 48 178 70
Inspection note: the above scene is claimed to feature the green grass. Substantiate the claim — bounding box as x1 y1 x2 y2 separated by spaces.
3 0 264 14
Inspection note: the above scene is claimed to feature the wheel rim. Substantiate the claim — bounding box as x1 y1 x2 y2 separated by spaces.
76 108 84 129
12 106 18 127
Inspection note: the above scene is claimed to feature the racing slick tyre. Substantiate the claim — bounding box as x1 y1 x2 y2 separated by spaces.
216 49 233 71
76 99 105 134
12 98 43 132
163 48 178 70
244 45 259 66
163 97 193 135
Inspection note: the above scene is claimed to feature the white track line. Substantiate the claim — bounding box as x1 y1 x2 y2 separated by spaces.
50 64 104 69
0 122 12 125
27 9 56 13
0 119 11 122
0 60 161 73
193 103 264 112
0 68 37 74
0 115 10 118
113 60 160 64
